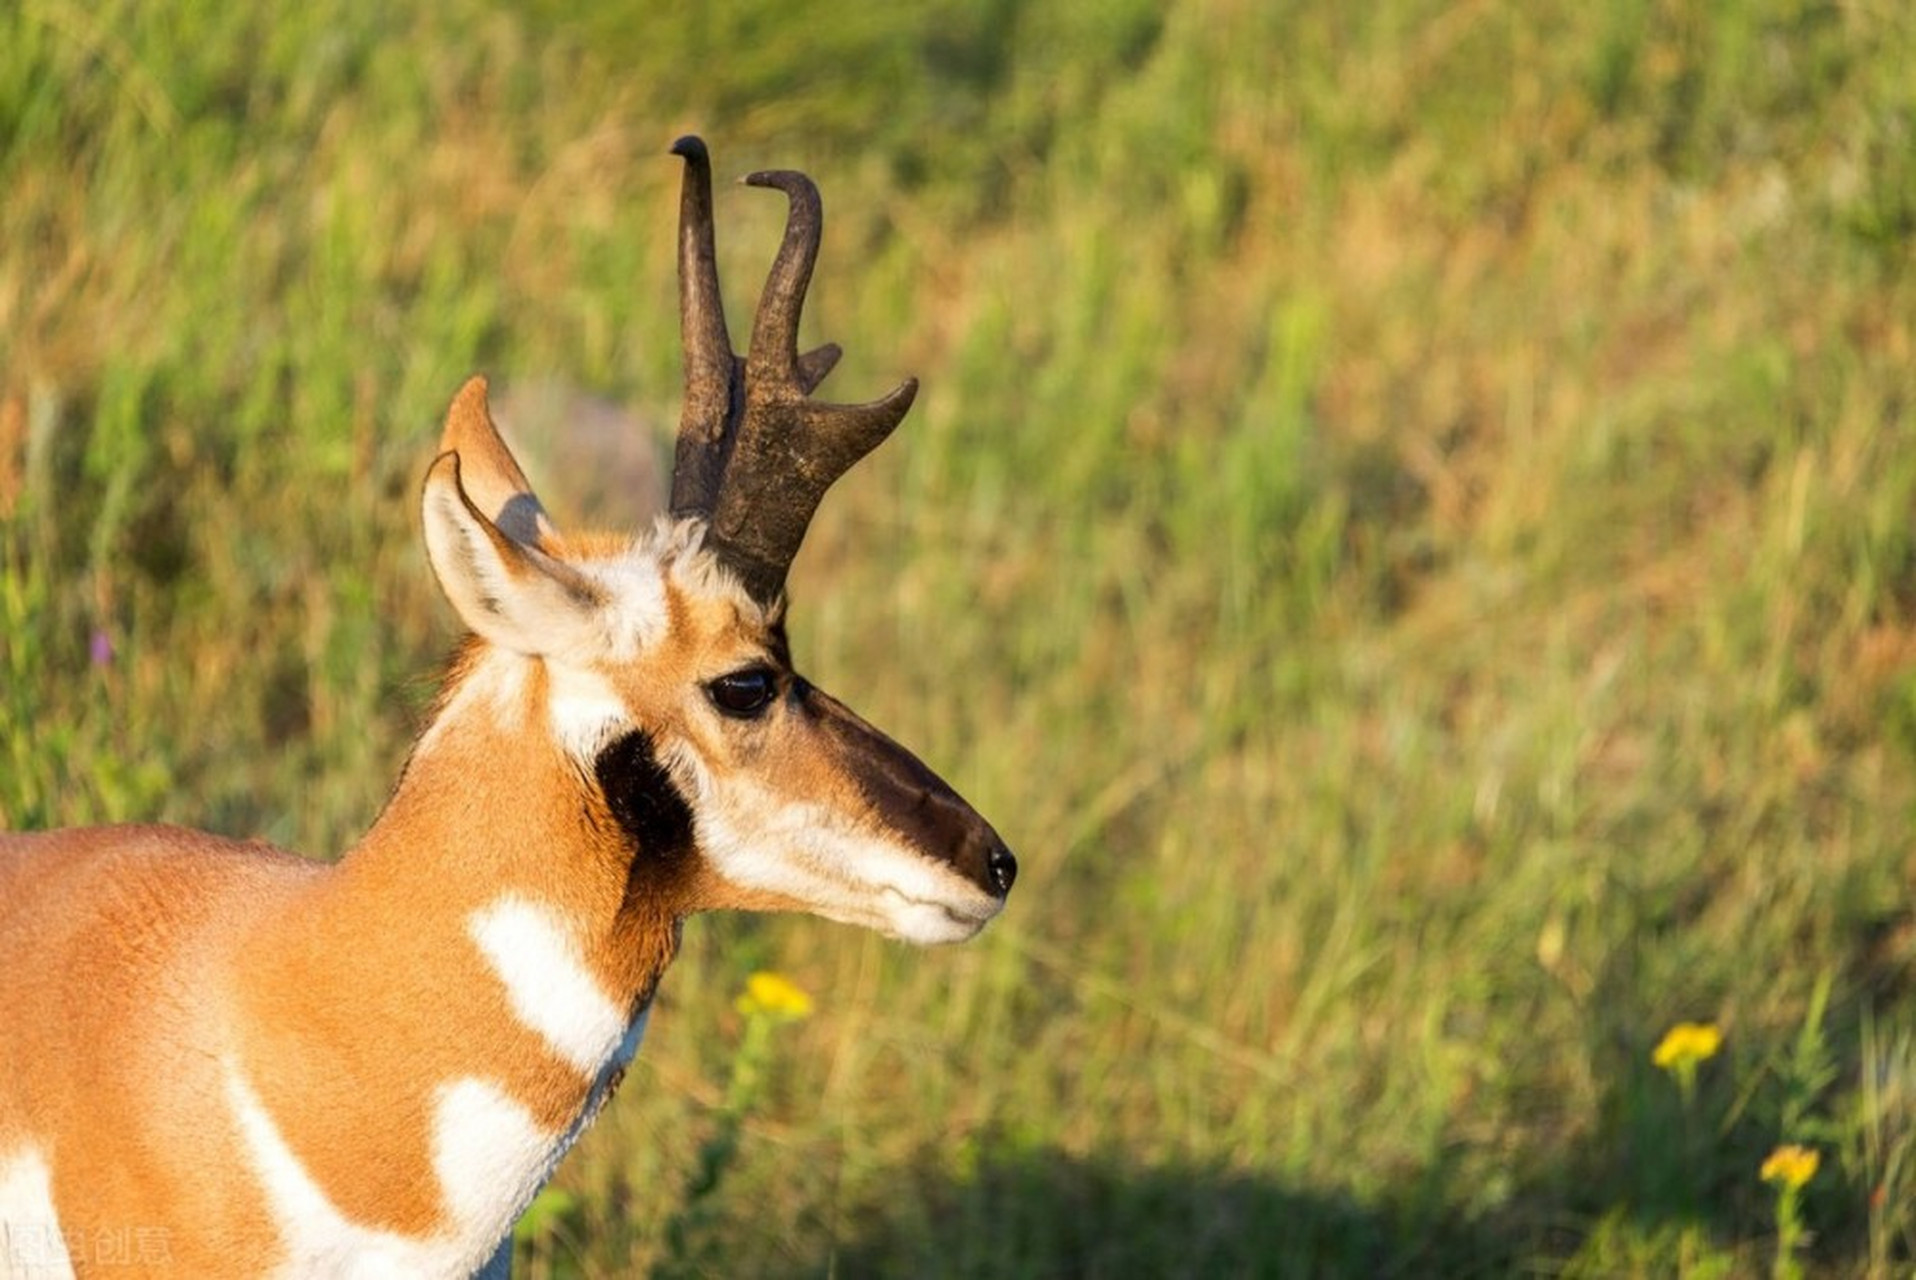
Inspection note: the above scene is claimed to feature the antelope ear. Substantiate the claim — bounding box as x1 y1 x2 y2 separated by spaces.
422 388 603 658
436 375 559 548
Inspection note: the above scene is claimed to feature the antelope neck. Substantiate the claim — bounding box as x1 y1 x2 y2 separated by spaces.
343 646 684 1023
225 648 679 1246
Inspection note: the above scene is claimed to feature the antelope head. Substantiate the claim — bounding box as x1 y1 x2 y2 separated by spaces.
418 137 1015 947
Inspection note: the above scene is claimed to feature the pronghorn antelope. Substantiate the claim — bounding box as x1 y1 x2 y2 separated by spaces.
0 137 1015 1279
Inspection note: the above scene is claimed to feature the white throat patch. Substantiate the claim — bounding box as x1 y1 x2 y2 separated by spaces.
468 897 630 1076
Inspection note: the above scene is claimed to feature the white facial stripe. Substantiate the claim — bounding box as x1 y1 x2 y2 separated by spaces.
691 770 1001 945
544 663 630 762
0 1146 74 1280
468 898 629 1076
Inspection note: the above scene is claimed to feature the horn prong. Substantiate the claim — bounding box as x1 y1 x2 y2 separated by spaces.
670 135 740 518
741 170 822 387
665 143 918 605
796 343 842 394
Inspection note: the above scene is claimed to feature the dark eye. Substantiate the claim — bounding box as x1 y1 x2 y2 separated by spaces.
706 667 780 719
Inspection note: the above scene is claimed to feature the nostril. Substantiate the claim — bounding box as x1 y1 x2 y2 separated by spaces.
986 843 1018 897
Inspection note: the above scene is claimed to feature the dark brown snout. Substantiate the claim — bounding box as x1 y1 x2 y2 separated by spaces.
800 681 1016 902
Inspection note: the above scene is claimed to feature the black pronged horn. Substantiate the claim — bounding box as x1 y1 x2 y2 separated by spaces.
665 138 917 606
669 135 739 519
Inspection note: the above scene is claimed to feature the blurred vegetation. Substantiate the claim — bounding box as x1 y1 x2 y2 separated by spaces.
4 0 1916 1273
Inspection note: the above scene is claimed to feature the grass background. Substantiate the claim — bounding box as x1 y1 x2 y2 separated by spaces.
4 0 1916 1274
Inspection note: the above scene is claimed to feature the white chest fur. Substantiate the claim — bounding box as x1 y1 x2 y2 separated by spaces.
223 895 649 1277
0 1147 75 1280
228 1066 541 1278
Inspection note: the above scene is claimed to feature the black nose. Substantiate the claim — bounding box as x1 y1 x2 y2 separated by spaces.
986 843 1018 897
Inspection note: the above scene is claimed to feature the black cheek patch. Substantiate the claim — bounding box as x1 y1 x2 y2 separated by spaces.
594 731 697 866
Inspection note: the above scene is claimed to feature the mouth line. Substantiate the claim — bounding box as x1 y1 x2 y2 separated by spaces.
879 884 1000 925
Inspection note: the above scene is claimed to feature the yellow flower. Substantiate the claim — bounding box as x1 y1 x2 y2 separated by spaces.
1761 1144 1820 1190
1651 1022 1723 1071
735 970 814 1022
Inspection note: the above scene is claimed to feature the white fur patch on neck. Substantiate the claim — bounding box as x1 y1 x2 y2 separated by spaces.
225 1064 589 1279
536 1006 651 1188
223 937 648 1280
0 1147 74 1280
468 898 629 1077
429 1079 557 1235
226 1064 498 1279
544 663 630 763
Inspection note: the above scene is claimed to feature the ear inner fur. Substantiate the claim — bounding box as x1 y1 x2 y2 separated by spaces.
421 452 606 657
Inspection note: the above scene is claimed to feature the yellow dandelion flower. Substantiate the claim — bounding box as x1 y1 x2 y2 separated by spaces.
1651 1022 1723 1071
735 970 814 1022
1761 1144 1820 1190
